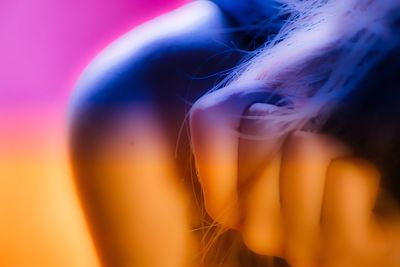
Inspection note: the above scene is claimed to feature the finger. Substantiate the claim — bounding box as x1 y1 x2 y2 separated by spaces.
238 101 288 256
241 154 284 257
238 101 290 186
190 81 282 228
280 131 350 267
322 158 380 259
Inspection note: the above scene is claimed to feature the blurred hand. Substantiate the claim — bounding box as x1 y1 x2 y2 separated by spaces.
190 82 400 267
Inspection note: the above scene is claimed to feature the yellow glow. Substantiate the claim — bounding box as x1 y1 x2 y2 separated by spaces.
0 105 99 267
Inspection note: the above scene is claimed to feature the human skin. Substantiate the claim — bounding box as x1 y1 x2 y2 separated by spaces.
69 1 400 267
190 82 400 267
69 1 242 266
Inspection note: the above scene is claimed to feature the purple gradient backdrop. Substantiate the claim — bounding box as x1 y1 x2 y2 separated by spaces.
0 0 187 102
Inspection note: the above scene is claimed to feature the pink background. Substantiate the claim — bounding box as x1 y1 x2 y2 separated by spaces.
0 0 187 266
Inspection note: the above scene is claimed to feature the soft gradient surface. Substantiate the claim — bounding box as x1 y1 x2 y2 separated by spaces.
0 0 186 266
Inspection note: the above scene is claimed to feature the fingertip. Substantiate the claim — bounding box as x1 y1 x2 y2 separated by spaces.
323 157 381 251
242 225 284 257
327 157 380 195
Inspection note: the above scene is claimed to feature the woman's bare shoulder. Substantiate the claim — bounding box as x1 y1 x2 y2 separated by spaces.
69 1 236 113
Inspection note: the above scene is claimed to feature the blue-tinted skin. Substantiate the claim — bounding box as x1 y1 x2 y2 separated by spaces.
212 0 282 26
70 1 242 163
68 2 248 265
68 0 400 265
